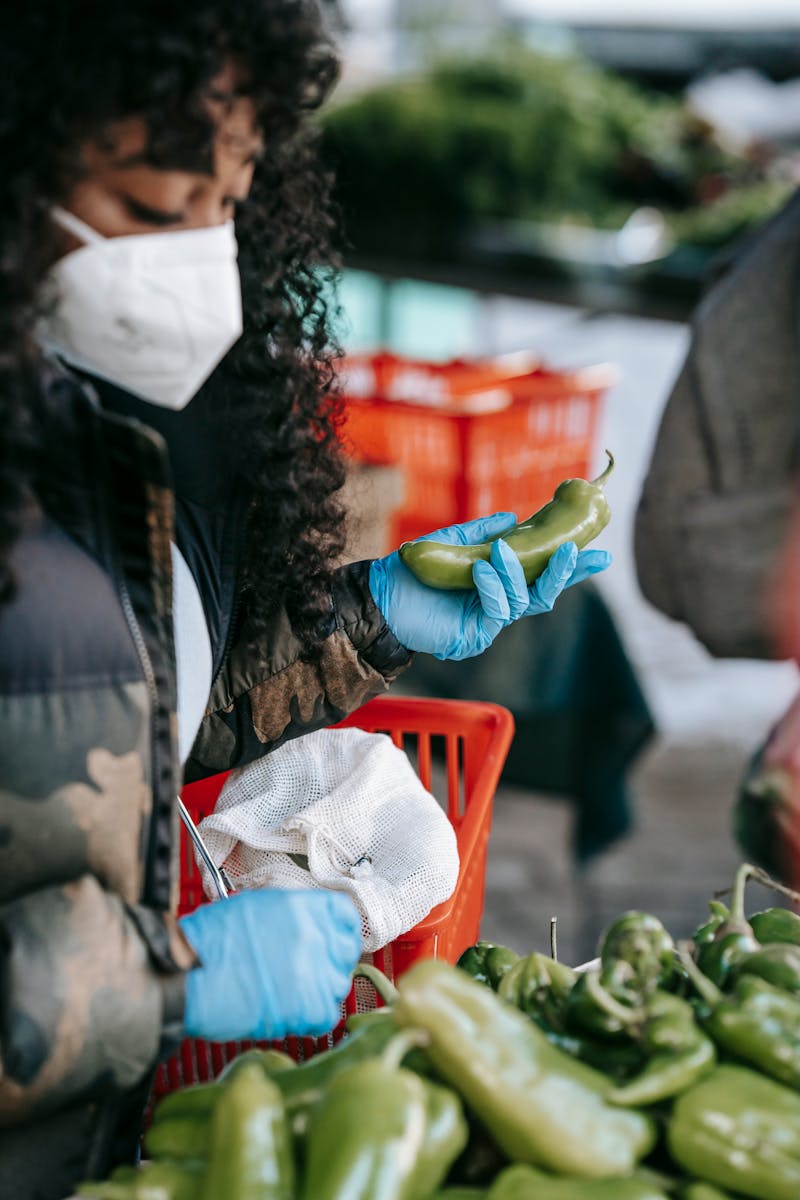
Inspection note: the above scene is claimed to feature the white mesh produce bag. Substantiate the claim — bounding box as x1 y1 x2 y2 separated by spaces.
195 727 460 952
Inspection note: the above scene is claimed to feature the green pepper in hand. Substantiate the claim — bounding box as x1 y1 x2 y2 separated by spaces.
667 1064 800 1200
399 453 614 590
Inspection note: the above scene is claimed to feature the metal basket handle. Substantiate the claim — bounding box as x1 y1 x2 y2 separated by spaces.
177 796 232 900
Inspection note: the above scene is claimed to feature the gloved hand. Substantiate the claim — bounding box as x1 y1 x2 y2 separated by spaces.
369 512 611 661
180 889 362 1041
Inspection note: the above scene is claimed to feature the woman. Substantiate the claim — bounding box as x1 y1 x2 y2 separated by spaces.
0 3 609 1195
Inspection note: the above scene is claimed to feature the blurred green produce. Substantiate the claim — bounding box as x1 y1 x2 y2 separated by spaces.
321 46 794 278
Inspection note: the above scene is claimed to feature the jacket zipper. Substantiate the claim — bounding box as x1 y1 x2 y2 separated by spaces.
119 578 159 713
58 364 177 908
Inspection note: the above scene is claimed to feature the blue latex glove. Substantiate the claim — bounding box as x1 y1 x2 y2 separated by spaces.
180 889 362 1041
369 512 611 661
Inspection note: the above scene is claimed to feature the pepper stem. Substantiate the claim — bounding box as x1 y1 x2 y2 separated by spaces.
676 943 722 1008
550 916 558 962
353 963 400 1006
730 862 755 922
748 864 800 906
591 449 615 489
380 1028 431 1072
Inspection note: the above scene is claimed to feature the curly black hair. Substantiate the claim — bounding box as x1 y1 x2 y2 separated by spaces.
0 0 348 655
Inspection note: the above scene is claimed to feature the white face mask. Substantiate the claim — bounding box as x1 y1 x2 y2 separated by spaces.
37 208 244 410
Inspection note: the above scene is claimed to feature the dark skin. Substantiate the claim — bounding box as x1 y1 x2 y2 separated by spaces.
60 62 263 251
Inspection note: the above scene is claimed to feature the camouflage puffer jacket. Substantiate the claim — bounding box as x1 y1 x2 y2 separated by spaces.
0 369 411 1199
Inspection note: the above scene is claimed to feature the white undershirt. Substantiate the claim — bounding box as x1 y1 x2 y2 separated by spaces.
170 542 213 765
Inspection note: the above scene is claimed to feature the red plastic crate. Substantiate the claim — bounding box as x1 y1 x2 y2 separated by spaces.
339 352 615 546
150 695 514 1099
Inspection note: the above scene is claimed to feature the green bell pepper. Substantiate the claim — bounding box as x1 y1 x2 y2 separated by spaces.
695 866 760 987
497 953 576 1029
392 960 655 1178
445 1116 508 1189
539 1028 646 1081
684 954 800 1090
496 958 645 1079
736 941 800 992
278 1010 419 1129
414 1078 471 1198
488 1164 669 1199
152 1046 296 1125
154 1011 406 1135
301 1029 467 1200
667 1064 800 1200
202 1061 294 1200
144 1115 210 1162
750 906 800 945
434 1190 488 1199
564 969 641 1040
691 901 730 951
78 1162 205 1200
152 1079 219 1124
219 1048 296 1079
706 974 800 1089
599 911 676 994
457 942 520 990
677 1186 734 1200
607 991 716 1107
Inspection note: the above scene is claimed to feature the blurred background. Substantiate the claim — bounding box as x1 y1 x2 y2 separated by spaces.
324 1 800 961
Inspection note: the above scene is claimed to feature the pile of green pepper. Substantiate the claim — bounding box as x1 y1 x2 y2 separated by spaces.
456 862 800 1200
78 861 800 1200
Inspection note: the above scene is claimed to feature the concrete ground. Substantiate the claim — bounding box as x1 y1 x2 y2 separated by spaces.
460 295 799 963
481 741 779 966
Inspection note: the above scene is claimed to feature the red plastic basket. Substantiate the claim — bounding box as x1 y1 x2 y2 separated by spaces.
150 695 514 1099
339 352 615 547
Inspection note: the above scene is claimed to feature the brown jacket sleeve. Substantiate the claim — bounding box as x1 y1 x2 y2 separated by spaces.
0 877 191 1125
185 560 412 780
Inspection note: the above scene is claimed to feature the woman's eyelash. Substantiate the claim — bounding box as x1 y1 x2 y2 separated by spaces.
122 195 184 226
